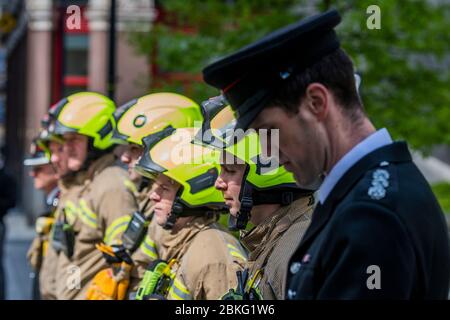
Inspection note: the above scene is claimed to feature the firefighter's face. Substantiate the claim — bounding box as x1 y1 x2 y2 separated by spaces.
249 83 333 190
215 162 246 217
120 144 144 183
29 164 58 191
63 133 88 171
149 174 180 226
49 141 70 177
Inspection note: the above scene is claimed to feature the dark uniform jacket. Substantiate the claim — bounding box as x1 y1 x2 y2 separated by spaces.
286 142 450 299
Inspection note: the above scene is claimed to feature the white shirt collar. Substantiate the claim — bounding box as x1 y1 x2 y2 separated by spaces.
318 128 393 204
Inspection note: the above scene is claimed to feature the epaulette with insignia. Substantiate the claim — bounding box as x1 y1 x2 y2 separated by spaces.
368 161 390 200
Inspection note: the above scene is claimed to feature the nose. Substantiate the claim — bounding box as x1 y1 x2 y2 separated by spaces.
51 153 59 164
214 174 227 191
121 152 131 164
149 190 160 202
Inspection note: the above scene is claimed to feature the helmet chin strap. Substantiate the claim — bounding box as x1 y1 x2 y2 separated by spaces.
228 181 253 231
163 197 183 230
163 195 220 230
228 167 314 231
138 177 151 192
228 166 253 231
252 189 311 206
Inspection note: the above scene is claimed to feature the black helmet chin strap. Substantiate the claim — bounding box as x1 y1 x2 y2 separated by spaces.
228 181 253 231
163 196 220 230
138 177 151 192
228 167 314 231
163 197 183 230
228 166 253 231
252 189 311 206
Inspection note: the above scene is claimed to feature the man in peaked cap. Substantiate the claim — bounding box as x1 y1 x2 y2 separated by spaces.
202 9 450 299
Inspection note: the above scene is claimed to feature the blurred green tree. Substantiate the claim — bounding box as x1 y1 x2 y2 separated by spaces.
129 0 450 152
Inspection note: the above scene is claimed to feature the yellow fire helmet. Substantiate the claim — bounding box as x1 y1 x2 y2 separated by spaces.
50 92 116 150
134 126 225 229
195 95 314 230
112 92 203 146
33 113 64 160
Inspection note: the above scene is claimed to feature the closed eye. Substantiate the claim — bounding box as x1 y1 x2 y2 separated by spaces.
221 165 235 174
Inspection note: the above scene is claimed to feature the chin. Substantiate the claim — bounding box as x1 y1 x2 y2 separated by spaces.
68 161 82 171
229 207 239 216
129 173 141 184
155 217 167 227
155 210 168 222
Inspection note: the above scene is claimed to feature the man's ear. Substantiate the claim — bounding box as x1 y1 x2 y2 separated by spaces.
304 83 329 121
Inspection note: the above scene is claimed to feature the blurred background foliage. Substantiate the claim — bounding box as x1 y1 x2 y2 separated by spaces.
432 182 450 214
128 1 450 213
129 0 449 153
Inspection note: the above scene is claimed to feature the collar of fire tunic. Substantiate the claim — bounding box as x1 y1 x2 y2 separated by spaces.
85 153 116 181
240 196 313 260
156 214 218 262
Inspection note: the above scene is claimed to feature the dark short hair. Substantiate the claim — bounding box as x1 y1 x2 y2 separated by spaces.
266 48 363 120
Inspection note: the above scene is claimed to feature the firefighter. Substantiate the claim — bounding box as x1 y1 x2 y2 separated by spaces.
197 100 314 299
133 126 247 300
24 136 59 300
86 92 203 299
49 92 138 300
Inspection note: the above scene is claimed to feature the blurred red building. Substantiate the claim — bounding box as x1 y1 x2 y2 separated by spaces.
0 0 154 219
